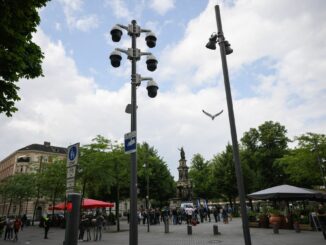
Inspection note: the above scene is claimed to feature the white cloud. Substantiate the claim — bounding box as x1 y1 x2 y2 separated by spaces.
149 0 175 15
59 0 99 31
105 0 131 19
0 0 325 180
55 22 61 31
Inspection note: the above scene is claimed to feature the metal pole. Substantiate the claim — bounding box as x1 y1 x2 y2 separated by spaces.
63 193 81 245
146 160 150 232
130 19 138 245
214 5 252 245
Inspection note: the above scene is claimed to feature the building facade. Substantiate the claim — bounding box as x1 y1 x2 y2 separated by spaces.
0 142 66 218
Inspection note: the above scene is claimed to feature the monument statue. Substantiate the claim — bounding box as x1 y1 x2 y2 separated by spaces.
178 147 185 160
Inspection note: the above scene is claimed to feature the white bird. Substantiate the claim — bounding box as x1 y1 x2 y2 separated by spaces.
202 109 223 120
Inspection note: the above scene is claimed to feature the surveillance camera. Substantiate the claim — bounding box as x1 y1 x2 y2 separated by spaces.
145 32 157 48
224 40 233 55
109 50 122 68
110 25 123 42
146 55 158 72
146 80 158 98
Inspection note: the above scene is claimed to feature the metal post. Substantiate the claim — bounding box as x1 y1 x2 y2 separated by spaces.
63 193 81 245
214 5 252 245
146 161 150 232
130 19 138 245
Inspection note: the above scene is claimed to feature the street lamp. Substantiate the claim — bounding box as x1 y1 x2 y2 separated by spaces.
206 5 252 245
109 20 158 245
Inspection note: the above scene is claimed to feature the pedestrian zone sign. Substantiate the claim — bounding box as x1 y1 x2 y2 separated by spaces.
124 131 137 154
66 143 79 193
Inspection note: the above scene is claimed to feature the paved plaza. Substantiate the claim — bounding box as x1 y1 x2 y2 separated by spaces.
4 218 325 245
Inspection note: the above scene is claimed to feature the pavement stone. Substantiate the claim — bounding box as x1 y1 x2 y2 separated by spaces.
2 218 325 245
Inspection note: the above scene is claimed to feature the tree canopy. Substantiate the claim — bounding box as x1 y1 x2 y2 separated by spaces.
0 0 49 116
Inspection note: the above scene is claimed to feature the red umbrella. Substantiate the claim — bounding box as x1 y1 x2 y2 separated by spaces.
81 198 114 209
49 198 114 211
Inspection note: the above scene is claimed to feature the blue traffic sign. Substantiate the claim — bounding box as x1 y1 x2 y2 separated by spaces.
124 131 137 154
68 146 77 161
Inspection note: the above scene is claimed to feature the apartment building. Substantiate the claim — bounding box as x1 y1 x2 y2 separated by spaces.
0 141 66 218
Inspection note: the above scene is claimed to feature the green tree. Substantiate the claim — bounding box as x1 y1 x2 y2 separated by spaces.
137 142 175 207
211 144 238 206
189 154 215 200
0 0 49 116
0 173 36 216
277 133 326 188
78 135 115 200
241 121 289 189
39 159 66 216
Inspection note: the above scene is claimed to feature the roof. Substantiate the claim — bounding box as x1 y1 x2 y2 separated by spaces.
248 184 326 201
18 144 67 155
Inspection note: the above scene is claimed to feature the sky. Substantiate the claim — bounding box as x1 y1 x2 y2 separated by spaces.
0 0 325 179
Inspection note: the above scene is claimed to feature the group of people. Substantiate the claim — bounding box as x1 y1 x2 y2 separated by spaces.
78 213 105 242
133 205 233 227
1 214 27 241
135 208 170 225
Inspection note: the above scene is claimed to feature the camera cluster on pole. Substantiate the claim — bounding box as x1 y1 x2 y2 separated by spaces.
109 20 158 245
109 22 159 98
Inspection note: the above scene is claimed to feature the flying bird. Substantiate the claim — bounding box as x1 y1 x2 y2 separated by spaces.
202 109 223 120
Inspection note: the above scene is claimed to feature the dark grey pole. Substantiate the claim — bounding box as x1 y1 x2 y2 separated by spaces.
146 160 150 232
63 193 81 245
130 19 138 245
214 5 252 245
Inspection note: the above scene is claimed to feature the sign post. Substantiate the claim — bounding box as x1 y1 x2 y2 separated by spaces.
66 143 79 194
63 143 80 245
124 131 137 154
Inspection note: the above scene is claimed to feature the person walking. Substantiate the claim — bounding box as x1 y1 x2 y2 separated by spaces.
43 216 51 239
4 217 13 240
85 215 92 241
78 215 87 241
13 217 22 241
94 214 104 241
21 214 27 231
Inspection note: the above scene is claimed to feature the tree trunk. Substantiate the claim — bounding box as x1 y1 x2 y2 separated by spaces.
32 188 40 226
7 197 12 216
18 198 22 216
25 198 29 214
52 189 57 217
2 194 7 216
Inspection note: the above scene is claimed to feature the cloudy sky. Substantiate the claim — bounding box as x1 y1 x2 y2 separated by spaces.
0 0 325 179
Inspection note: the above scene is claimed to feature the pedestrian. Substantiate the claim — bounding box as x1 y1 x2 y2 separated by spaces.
199 206 204 223
21 214 27 231
43 216 51 239
207 207 211 222
4 217 13 240
78 215 87 241
213 206 219 222
94 214 104 241
222 208 228 224
85 215 92 241
0 217 5 238
13 217 22 241
185 206 194 225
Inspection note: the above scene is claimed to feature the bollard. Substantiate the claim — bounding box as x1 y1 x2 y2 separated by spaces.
213 224 220 235
187 225 192 235
164 217 169 233
63 193 81 245
273 224 279 234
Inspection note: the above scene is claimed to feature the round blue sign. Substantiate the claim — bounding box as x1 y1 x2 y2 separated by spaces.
68 146 77 161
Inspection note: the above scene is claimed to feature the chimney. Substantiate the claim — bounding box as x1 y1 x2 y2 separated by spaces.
44 141 51 147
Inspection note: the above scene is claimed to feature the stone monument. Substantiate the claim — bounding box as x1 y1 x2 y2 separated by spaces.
176 147 193 201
